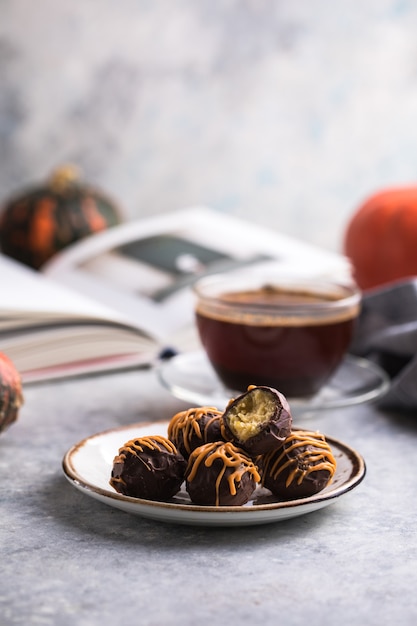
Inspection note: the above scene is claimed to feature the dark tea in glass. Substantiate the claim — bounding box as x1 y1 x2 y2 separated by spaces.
194 273 361 398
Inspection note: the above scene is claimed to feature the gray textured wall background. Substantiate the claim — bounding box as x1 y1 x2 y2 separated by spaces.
1 0 417 251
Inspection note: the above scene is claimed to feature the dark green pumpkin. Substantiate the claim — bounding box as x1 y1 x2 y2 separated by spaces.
0 165 122 269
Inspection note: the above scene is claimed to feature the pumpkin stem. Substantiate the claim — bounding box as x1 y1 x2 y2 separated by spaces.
48 164 81 192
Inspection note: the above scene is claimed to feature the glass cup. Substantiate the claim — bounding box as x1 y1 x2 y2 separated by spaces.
193 269 361 398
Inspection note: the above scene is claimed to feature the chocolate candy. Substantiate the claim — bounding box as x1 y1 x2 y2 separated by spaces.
222 385 292 456
167 406 224 459
260 429 337 500
110 435 186 501
185 441 260 506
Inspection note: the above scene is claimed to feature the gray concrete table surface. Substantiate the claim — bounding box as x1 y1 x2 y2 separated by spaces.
1 367 416 626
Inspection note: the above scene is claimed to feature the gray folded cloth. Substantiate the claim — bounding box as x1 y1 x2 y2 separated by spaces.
350 278 417 411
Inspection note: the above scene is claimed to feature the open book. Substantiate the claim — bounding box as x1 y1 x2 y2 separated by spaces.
0 207 351 383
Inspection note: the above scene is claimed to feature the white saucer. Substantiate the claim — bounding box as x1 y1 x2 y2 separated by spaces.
156 351 390 417
62 420 366 527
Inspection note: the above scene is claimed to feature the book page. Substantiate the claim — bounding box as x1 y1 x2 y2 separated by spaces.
44 206 351 340
0 254 160 380
0 208 351 382
0 254 144 326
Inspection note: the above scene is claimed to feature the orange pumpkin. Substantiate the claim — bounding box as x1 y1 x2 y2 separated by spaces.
0 165 122 270
343 187 417 290
0 352 23 435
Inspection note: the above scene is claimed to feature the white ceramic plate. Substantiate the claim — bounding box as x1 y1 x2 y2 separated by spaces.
156 351 390 417
62 421 366 527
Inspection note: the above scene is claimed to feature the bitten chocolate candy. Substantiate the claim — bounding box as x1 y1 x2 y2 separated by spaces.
167 406 225 459
110 435 186 501
185 441 260 506
222 385 292 456
260 429 337 500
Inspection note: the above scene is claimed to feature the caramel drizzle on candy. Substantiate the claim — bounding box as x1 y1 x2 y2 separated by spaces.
112 435 178 485
121 435 178 455
187 441 261 506
168 406 223 455
263 430 336 488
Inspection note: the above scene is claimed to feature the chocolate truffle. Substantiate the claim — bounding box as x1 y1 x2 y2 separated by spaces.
167 406 224 459
185 441 260 506
222 385 292 456
260 429 337 500
110 435 186 501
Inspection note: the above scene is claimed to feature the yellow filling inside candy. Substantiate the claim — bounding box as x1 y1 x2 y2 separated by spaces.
227 388 276 441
